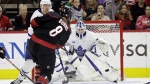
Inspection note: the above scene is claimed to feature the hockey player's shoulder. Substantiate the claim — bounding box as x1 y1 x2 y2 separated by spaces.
47 12 61 18
33 9 42 14
32 9 43 17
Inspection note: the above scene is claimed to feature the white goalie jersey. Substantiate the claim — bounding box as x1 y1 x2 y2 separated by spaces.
63 21 121 82
65 27 108 63
67 30 98 58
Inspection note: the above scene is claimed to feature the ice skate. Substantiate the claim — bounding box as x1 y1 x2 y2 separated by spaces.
10 78 23 84
62 76 69 84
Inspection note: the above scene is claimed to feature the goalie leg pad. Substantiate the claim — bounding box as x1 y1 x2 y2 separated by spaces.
82 51 120 82
54 57 65 77
81 51 100 70
94 60 120 82
76 64 98 80
68 53 81 68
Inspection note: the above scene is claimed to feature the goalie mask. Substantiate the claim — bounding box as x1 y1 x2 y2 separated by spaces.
40 0 52 14
75 21 86 39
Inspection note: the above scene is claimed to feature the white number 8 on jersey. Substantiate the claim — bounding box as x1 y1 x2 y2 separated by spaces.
49 26 63 37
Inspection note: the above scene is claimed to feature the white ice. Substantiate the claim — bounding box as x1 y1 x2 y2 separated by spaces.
0 78 149 84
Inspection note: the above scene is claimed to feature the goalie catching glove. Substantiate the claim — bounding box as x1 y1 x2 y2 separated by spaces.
0 46 5 59
95 38 109 55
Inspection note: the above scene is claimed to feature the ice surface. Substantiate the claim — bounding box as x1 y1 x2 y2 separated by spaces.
0 78 149 84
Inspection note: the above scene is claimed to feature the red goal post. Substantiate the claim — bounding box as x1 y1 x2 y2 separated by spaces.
70 20 124 81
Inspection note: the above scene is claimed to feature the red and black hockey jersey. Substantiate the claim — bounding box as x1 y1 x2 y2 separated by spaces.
30 12 71 49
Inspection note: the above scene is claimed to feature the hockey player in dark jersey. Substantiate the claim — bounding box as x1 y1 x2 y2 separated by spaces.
28 7 72 84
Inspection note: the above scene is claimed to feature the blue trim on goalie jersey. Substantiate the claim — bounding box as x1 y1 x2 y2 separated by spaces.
90 45 100 57
85 54 102 75
91 51 100 57
76 32 86 39
90 44 96 52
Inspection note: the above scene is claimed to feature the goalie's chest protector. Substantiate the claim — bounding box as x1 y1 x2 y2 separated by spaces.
68 30 97 51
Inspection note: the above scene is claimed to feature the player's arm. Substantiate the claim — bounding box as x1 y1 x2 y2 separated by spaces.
30 13 54 28
57 30 71 48
58 19 72 48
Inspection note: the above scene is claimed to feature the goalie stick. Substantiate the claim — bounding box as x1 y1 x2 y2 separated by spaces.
4 57 35 84
60 47 84 80
56 49 76 84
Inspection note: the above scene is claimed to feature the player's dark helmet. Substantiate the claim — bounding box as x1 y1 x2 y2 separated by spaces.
60 7 72 22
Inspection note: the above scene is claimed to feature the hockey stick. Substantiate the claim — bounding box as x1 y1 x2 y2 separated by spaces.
56 49 69 84
56 49 65 73
4 57 35 84
56 48 76 74
60 47 69 54
49 48 76 84
60 47 84 79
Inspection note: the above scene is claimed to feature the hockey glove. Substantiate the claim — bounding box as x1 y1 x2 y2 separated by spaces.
96 38 109 55
0 47 5 59
97 38 107 44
